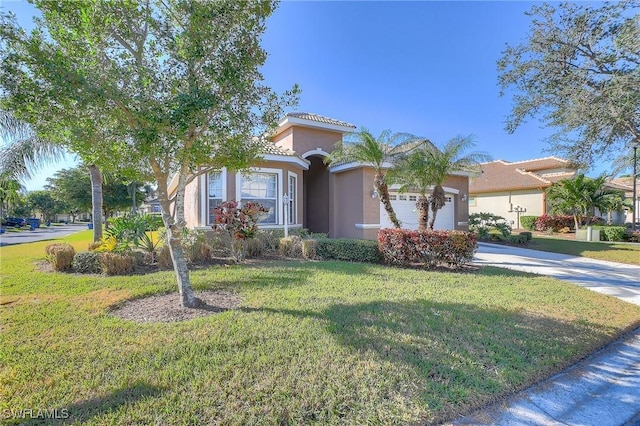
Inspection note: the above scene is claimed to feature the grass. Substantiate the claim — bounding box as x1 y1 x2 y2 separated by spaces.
528 235 640 266
1 231 639 425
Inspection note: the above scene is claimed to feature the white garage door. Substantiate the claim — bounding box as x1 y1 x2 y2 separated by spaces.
380 193 455 230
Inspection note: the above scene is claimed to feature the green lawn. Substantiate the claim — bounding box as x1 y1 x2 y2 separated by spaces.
528 236 640 266
2 232 639 425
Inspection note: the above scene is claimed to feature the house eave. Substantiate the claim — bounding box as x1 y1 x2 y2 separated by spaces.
277 116 356 135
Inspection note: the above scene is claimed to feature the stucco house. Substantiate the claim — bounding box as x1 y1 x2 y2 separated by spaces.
178 112 471 239
469 157 576 228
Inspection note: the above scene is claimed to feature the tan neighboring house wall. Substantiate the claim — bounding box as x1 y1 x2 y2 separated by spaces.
470 189 544 227
469 157 576 228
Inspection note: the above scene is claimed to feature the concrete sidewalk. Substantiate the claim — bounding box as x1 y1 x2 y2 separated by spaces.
448 243 640 426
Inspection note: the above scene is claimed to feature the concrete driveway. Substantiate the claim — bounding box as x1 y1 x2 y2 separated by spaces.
449 242 640 426
0 223 88 246
474 242 640 305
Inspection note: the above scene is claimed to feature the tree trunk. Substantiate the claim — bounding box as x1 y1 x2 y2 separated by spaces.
416 195 429 231
88 164 103 242
429 185 446 230
154 164 199 308
375 172 401 228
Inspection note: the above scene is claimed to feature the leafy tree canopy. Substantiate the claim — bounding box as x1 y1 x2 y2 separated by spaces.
0 0 298 307
498 1 640 167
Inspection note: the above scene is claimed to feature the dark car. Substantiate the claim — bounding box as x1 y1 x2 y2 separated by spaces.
2 217 26 227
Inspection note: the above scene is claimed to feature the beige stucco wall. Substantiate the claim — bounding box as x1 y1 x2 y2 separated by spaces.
182 160 305 228
274 127 342 156
442 175 470 231
330 168 367 239
469 189 545 228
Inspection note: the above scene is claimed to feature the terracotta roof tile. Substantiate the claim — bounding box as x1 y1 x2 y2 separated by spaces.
286 112 356 129
470 157 577 193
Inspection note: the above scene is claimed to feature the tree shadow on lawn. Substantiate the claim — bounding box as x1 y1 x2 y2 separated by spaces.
6 381 164 425
246 299 618 422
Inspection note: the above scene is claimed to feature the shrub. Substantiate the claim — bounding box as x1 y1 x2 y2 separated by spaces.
509 234 528 245
99 252 135 276
469 212 511 240
106 214 161 247
601 226 626 242
45 243 76 272
87 241 102 251
72 251 101 274
519 231 532 241
301 239 318 259
244 238 264 258
157 245 173 270
535 214 574 232
519 215 539 231
314 238 381 263
377 229 476 268
628 230 640 243
279 236 303 258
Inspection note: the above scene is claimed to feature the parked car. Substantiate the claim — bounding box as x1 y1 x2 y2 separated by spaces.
2 217 26 227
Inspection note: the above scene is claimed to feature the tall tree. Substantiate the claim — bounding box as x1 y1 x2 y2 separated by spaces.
325 129 414 229
547 173 625 229
0 176 23 220
0 1 297 307
25 189 60 222
498 1 640 167
0 111 109 240
392 136 488 230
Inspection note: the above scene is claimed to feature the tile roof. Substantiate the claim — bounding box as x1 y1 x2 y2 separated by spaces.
286 112 356 129
252 136 308 163
470 157 576 193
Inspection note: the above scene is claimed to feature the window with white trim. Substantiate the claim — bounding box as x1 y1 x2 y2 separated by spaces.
208 171 224 225
240 172 278 224
288 173 297 224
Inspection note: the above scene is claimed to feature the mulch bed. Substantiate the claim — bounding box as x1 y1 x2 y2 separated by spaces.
110 290 242 323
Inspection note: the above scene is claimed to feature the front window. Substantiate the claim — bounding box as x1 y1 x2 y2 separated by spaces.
288 174 297 224
208 171 224 224
240 172 277 224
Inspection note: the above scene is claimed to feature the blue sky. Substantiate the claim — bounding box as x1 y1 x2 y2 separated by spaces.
2 1 612 191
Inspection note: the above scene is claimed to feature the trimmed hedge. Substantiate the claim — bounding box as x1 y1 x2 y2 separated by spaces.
72 251 101 274
520 216 539 231
316 238 381 263
591 226 627 242
45 243 76 272
377 229 477 269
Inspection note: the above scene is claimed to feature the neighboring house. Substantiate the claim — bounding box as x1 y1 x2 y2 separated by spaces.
139 198 161 215
177 112 471 239
469 157 576 228
608 176 639 225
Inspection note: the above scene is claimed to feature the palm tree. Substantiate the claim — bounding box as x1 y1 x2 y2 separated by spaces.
387 140 437 230
392 136 489 230
0 111 108 241
325 129 415 229
547 173 625 229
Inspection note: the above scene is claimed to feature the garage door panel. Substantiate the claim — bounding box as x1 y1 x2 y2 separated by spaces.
380 193 454 230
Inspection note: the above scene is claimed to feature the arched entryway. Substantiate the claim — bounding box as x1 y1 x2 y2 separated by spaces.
303 155 330 234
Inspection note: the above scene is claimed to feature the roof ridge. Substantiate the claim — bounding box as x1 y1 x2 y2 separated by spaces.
509 156 568 165
286 112 357 129
515 168 551 184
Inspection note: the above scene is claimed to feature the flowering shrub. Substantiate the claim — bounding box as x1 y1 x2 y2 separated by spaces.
211 201 268 261
378 229 477 268
535 214 606 231
535 215 574 232
212 201 268 240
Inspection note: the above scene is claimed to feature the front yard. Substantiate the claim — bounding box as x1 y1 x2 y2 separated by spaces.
529 234 640 266
2 232 639 424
